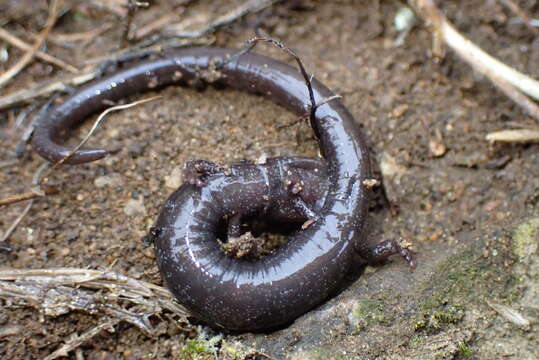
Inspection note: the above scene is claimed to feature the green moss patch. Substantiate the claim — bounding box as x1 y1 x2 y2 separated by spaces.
414 232 516 333
349 299 395 332
512 217 539 261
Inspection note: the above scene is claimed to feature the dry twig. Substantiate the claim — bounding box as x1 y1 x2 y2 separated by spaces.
0 69 100 110
497 0 539 35
0 0 62 89
0 96 159 247
46 24 113 45
0 28 79 73
0 267 188 322
486 128 539 143
0 184 58 208
44 319 120 360
0 267 189 359
122 0 150 45
0 163 50 247
164 0 282 38
134 13 177 40
45 95 161 173
84 0 128 17
0 36 212 110
0 0 277 109
409 0 539 121
0 97 160 205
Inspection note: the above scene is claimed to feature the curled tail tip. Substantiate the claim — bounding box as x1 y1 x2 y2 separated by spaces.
45 148 109 165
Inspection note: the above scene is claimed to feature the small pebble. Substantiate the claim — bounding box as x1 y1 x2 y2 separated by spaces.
94 173 123 188
127 142 145 158
429 138 447 157
390 104 409 118
165 167 183 189
124 197 147 216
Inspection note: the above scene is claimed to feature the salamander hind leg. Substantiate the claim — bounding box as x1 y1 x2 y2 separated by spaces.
280 160 328 227
357 239 416 268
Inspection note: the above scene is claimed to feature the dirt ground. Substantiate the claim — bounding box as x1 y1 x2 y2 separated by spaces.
1 0 538 359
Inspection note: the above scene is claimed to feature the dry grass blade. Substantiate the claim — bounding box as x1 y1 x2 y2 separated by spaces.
43 319 120 360
51 24 112 43
0 36 212 110
0 28 79 73
497 0 539 35
0 185 58 207
165 0 282 38
0 95 160 248
1 163 50 246
486 129 539 143
45 95 162 172
0 0 62 89
0 268 188 317
0 266 190 357
409 0 539 121
0 70 100 110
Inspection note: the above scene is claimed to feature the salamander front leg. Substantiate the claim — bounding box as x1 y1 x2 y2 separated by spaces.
183 160 222 187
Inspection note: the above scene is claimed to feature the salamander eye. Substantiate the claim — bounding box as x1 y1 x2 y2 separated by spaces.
150 227 163 238
142 227 163 245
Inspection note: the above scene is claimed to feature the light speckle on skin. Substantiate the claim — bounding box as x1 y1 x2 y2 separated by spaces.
172 71 183 81
148 78 159 88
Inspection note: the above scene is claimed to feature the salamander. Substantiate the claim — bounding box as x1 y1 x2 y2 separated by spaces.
30 47 415 331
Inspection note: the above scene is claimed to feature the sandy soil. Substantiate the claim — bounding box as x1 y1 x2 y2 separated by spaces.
1 0 538 359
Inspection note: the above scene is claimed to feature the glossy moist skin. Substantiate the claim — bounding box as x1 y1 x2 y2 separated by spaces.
31 48 373 331
178 157 330 239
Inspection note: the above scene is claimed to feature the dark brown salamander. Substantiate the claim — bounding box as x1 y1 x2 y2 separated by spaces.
31 47 415 331
179 157 330 238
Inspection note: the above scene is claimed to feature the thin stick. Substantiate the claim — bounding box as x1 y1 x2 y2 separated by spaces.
122 0 150 46
486 128 539 143
0 185 58 207
133 14 176 40
0 163 49 247
0 36 212 110
85 0 127 17
244 37 342 123
0 69 100 110
0 159 18 169
0 96 159 240
50 24 112 43
409 0 539 108
165 0 282 38
0 267 189 318
0 28 79 73
0 0 61 89
246 37 317 117
488 71 539 120
0 267 190 357
44 319 120 360
497 0 539 35
45 95 161 173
